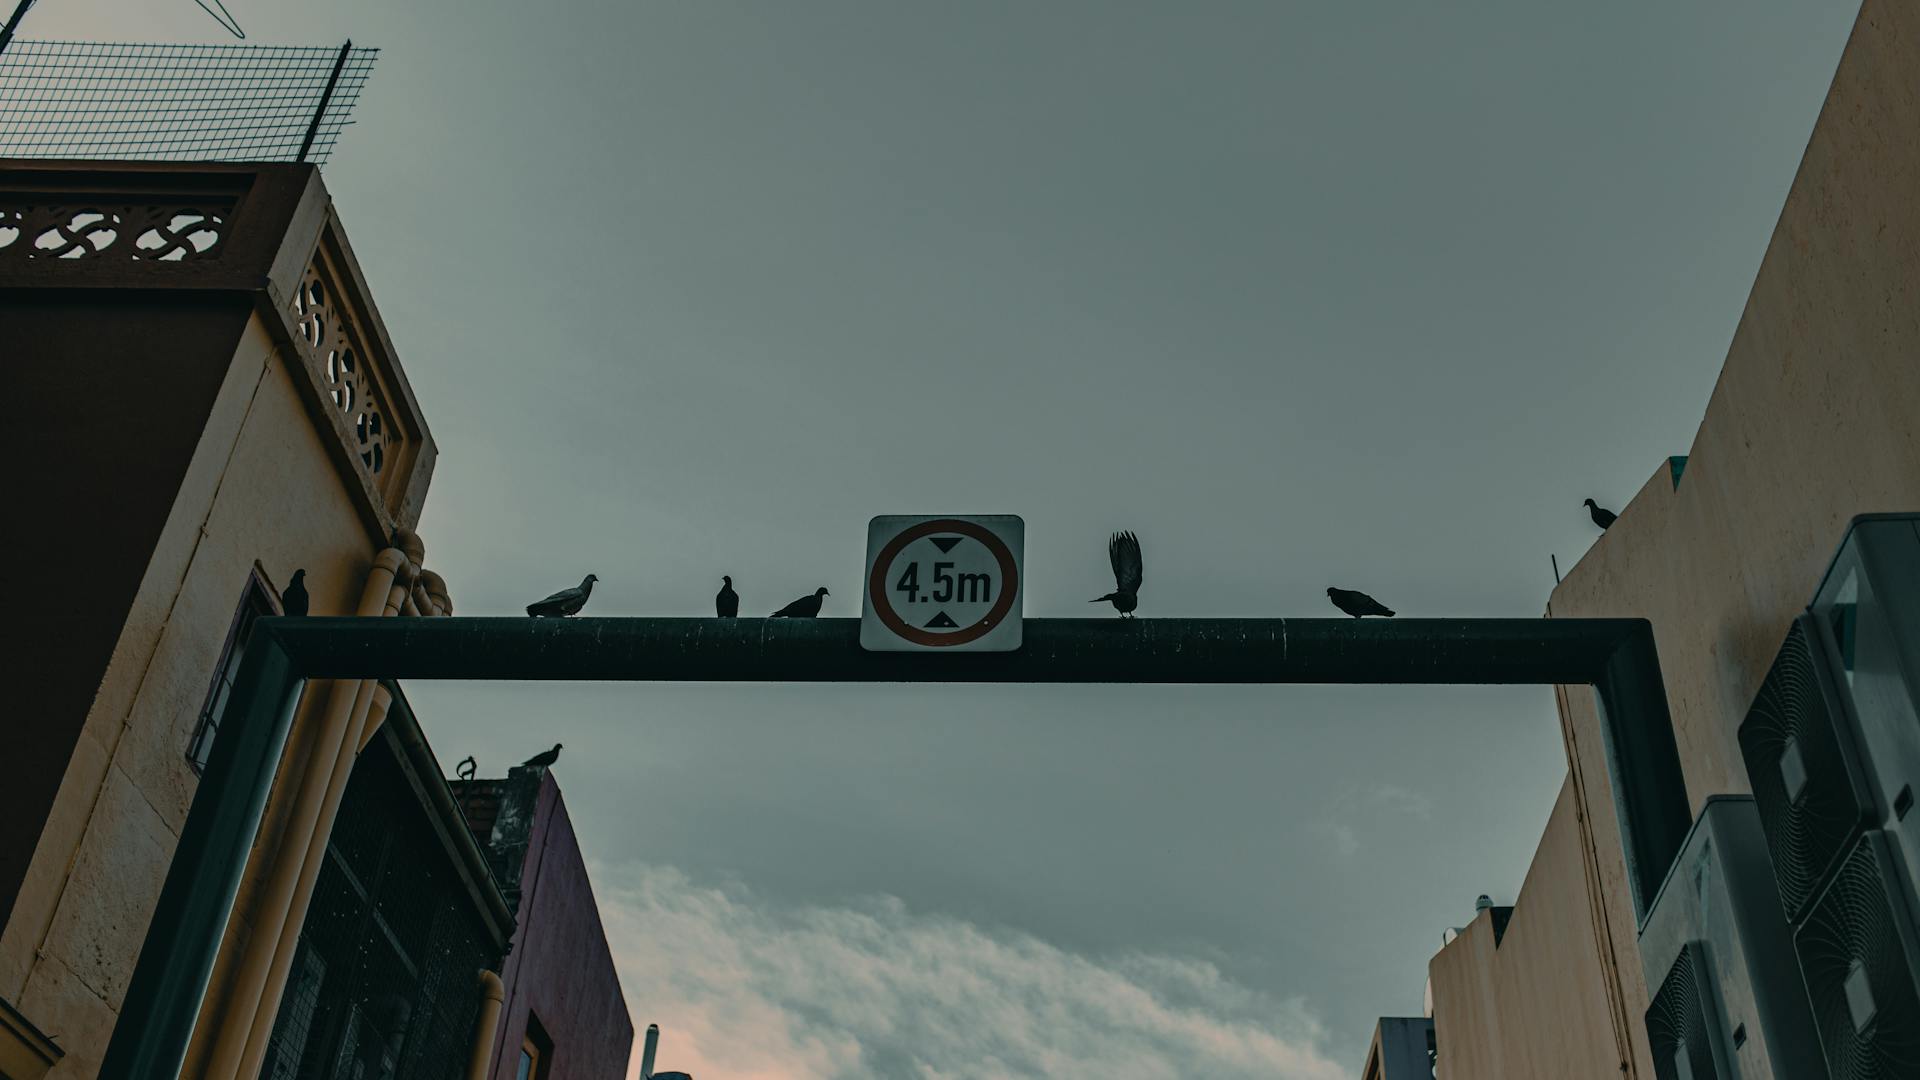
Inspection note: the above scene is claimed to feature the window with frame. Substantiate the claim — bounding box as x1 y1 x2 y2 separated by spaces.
517 1013 552 1080
186 571 280 773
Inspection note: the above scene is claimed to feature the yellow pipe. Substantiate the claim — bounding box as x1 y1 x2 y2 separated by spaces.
214 527 433 1079
422 570 452 617
467 970 507 1080
197 547 405 1080
357 682 391 754
231 680 393 1076
232 682 396 1080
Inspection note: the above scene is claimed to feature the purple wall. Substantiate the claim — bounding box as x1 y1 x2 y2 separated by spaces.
487 775 634 1080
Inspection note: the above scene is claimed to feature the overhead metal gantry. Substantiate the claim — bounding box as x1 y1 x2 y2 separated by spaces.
101 615 1691 1079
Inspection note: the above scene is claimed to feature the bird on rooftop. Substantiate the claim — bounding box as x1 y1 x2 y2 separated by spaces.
1584 499 1617 531
1091 531 1143 618
282 569 309 617
522 743 562 770
1327 587 1395 618
771 587 829 618
526 574 597 617
716 576 739 618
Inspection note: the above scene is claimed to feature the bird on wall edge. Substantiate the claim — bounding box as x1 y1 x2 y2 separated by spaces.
1584 499 1618 531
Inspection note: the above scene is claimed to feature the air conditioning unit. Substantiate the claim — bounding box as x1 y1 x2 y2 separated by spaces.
1637 796 1825 1079
1794 830 1920 1077
1737 615 1875 924
1810 515 1920 907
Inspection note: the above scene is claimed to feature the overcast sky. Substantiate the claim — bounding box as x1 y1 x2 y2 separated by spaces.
34 1 1863 1075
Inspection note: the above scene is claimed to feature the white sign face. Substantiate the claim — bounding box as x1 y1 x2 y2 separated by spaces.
861 515 1024 652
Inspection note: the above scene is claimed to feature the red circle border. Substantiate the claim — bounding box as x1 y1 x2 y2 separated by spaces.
867 518 1020 647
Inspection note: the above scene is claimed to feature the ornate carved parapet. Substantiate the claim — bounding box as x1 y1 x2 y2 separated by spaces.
0 203 227 260
0 160 435 533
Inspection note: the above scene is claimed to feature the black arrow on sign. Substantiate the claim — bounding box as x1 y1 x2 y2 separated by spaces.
929 536 963 553
924 611 959 629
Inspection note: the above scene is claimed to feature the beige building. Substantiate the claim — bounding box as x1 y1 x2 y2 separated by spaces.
0 160 476 1076
1420 1 1920 1075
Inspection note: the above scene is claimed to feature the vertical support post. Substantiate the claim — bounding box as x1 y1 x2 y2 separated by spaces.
1596 627 1693 922
97 628 306 1080
0 0 37 59
297 40 353 164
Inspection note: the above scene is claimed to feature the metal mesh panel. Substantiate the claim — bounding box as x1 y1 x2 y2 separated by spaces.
264 734 500 1080
0 40 377 163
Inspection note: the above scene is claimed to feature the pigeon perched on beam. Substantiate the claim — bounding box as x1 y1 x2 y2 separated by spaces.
1091 531 1143 618
771 587 829 618
1327 587 1394 618
716 576 739 618
521 743 562 770
282 569 309 617
526 574 597 617
1584 499 1617 531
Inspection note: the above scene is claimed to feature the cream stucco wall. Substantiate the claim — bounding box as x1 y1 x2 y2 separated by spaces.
1429 781 1628 1079
1427 1 1920 1075
0 312 398 1077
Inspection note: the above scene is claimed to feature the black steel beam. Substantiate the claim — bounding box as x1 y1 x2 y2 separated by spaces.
296 40 352 163
0 0 36 60
100 615 1689 1080
271 615 1641 684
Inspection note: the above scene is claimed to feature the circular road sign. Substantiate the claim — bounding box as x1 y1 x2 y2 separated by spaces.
861 516 1024 651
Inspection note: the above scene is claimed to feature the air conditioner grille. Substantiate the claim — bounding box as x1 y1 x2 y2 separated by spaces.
1739 619 1870 922
1645 941 1729 1080
1795 833 1920 1079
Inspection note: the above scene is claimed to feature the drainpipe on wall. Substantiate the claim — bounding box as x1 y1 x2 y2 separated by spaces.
197 543 407 1079
200 530 432 1080
229 535 452 1080
467 970 507 1080
228 679 396 1078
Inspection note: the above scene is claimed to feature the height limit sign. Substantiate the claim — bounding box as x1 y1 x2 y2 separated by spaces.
861 515 1023 652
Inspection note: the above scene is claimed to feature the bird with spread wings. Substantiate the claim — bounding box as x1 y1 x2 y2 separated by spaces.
1091 531 1143 618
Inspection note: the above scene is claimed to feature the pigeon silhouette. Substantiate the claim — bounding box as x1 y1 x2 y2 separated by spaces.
716 576 739 618
1327 587 1395 618
772 587 829 618
1091 531 1143 618
282 568 309 617
521 743 562 770
1584 499 1618 531
527 574 597 618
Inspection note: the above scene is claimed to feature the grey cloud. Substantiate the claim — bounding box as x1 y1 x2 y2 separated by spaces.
598 862 1346 1080
1307 784 1434 856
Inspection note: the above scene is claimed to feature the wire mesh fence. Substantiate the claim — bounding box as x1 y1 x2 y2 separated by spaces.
0 40 377 164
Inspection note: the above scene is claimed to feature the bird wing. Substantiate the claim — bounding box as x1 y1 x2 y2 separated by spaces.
531 584 582 608
771 596 803 616
1109 531 1143 593
1354 591 1393 616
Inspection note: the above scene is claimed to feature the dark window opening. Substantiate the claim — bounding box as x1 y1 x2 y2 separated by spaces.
187 570 280 773
261 727 500 1078
518 1013 553 1080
